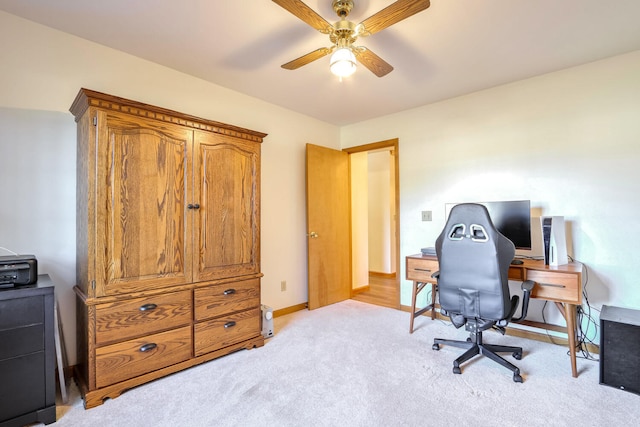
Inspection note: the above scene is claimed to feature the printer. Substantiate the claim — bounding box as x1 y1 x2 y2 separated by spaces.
0 255 38 288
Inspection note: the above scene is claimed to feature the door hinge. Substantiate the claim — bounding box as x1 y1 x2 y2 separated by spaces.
91 280 96 290
93 116 98 126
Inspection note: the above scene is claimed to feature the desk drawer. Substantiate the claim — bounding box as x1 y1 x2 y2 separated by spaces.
508 267 525 281
95 290 192 345
95 325 192 388
406 258 439 282
527 270 581 304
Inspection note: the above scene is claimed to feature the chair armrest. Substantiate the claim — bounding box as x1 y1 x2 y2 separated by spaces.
521 280 535 293
511 280 535 322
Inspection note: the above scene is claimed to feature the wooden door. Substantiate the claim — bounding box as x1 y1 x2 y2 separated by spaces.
193 131 260 282
306 144 351 309
94 110 193 296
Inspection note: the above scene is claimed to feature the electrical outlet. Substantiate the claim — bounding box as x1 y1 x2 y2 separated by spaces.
281 280 286 292
422 210 432 221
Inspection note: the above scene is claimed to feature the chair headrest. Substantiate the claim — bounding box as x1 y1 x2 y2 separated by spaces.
445 204 497 244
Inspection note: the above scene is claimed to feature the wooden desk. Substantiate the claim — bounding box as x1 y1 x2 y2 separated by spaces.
406 254 584 378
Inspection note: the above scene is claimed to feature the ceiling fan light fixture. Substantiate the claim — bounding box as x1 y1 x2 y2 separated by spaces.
274 0 431 78
330 47 356 77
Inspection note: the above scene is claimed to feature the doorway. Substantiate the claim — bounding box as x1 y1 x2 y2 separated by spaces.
345 139 400 309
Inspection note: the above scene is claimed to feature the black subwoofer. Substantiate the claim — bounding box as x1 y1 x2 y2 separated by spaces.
599 305 640 395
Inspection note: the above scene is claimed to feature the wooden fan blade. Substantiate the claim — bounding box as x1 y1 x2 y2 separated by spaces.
272 0 333 34
282 47 334 70
353 47 394 77
358 0 430 36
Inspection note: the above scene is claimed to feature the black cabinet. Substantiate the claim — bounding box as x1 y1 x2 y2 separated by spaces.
600 305 640 395
0 275 56 426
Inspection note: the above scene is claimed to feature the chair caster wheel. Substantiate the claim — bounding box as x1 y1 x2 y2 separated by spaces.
513 374 523 383
453 366 461 374
432 343 440 351
513 351 522 360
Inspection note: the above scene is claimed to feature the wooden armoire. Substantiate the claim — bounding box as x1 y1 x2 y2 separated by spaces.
70 89 266 408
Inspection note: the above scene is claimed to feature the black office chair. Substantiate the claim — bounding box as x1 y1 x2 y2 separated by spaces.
431 203 535 382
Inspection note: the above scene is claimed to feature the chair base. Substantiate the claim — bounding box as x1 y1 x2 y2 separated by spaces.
432 332 524 382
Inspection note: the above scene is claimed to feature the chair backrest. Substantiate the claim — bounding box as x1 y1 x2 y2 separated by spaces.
436 203 515 321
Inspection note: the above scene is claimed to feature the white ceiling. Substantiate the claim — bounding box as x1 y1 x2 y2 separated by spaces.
2 0 640 126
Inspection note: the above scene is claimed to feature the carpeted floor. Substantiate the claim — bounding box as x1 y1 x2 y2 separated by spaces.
46 300 638 426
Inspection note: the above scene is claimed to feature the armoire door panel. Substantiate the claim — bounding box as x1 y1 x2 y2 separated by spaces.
193 132 260 281
96 112 194 296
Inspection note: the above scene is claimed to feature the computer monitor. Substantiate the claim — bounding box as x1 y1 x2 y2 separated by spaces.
445 200 532 250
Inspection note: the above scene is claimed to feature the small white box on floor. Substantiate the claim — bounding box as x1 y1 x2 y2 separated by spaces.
261 304 274 339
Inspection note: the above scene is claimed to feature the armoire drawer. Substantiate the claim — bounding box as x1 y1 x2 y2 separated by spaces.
95 325 192 388
194 308 261 356
95 290 192 345
194 279 260 321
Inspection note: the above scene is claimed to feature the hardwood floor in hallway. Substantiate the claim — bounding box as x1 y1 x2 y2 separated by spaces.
351 273 399 309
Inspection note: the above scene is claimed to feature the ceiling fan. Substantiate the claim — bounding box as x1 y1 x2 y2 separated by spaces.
272 0 431 78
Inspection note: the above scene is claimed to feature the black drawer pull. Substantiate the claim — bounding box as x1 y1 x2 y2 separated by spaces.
139 303 158 311
139 343 157 352
223 289 236 295
224 321 236 329
187 203 201 209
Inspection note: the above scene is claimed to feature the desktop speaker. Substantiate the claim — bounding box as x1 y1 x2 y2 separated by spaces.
540 216 568 266
261 304 274 339
599 305 640 395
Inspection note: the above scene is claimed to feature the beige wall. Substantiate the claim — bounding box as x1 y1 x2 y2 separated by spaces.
367 150 394 274
342 49 640 329
351 150 397 287
350 152 369 290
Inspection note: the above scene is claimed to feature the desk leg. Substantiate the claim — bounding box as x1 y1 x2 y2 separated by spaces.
410 281 419 333
410 281 437 334
430 283 437 320
565 303 578 378
555 302 578 377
